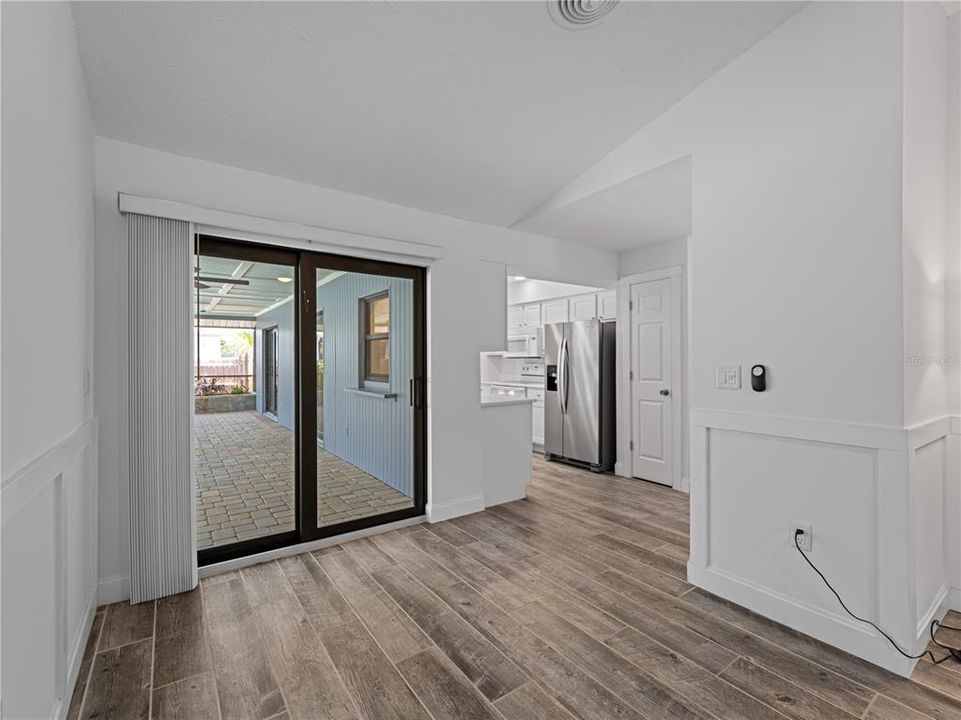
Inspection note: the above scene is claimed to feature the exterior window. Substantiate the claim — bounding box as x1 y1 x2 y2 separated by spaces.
362 292 389 383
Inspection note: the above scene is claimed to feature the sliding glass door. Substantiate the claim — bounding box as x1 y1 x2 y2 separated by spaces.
195 235 426 565
300 255 425 535
194 239 299 561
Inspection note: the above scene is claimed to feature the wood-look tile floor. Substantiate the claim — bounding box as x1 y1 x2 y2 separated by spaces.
69 456 961 720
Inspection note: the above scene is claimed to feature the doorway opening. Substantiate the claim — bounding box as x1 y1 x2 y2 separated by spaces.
263 325 279 416
193 235 426 564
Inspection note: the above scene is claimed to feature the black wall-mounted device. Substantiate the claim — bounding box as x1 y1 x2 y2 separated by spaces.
751 364 767 392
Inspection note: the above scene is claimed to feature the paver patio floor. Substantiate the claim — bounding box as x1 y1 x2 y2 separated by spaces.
195 410 412 549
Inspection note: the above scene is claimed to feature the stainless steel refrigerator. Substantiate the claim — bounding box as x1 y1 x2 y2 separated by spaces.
544 319 616 472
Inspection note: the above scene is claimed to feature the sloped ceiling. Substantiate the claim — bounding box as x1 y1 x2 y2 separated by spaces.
72 1 802 227
515 156 692 250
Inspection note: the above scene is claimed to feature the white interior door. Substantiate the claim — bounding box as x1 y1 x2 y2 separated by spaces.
631 279 673 485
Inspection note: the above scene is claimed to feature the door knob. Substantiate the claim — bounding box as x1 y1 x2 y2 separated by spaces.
659 389 670 396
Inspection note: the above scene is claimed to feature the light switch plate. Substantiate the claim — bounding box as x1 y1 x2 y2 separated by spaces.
715 365 741 390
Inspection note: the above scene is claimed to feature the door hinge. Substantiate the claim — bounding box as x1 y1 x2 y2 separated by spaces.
629 370 633 381
630 440 634 451
629 300 633 311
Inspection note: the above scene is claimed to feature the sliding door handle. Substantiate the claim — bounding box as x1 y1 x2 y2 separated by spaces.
410 377 425 409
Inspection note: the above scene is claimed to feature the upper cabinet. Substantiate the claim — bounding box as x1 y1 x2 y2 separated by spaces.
522 303 541 328
507 289 616 336
508 303 542 331
569 293 598 322
597 290 617 320
541 298 569 326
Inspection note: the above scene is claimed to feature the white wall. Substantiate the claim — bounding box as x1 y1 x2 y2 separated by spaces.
1 2 98 717
619 236 687 276
536 2 945 674
548 2 907 427
93 137 617 600
617 237 690 486
902 0 951 648
945 9 961 611
903 3 949 429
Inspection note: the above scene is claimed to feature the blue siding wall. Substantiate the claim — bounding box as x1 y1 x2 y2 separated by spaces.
255 300 296 430
317 272 413 497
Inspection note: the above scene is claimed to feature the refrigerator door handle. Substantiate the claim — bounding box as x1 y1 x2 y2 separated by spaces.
562 338 571 415
558 337 568 415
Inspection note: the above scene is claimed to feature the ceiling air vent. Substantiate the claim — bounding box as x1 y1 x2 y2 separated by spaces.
548 0 619 30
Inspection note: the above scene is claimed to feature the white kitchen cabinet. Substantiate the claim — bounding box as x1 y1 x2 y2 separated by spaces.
541 298 569 326
532 404 544 447
507 305 525 331
530 389 545 447
597 290 617 320
570 293 598 322
522 303 541 328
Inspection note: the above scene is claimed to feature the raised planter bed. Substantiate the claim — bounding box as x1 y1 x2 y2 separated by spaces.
195 392 256 414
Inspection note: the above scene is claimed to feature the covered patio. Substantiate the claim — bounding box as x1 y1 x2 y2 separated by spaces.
195 410 412 549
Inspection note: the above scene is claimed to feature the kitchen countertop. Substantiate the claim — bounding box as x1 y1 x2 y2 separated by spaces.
480 380 545 388
480 397 536 408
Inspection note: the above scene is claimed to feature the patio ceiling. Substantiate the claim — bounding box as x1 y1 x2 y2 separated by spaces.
195 256 340 321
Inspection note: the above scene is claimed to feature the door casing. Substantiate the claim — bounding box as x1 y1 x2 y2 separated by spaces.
616 266 683 489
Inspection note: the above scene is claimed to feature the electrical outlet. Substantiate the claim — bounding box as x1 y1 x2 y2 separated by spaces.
792 523 813 552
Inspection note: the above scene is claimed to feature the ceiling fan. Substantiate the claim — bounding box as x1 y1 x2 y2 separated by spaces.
193 270 250 288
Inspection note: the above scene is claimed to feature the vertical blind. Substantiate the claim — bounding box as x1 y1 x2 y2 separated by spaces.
127 213 196 603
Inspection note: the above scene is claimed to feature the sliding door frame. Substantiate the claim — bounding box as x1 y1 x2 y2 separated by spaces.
195 234 427 566
298 250 427 543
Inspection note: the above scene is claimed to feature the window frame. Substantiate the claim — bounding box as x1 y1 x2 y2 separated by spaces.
361 290 390 384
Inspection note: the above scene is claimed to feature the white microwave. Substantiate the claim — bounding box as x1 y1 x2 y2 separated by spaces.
506 329 542 357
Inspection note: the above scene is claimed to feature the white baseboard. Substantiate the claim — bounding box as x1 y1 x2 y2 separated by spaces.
950 585 961 610
914 587 950 657
689 564 918 677
678 476 690 493
426 494 484 522
97 574 130 605
56 591 98 720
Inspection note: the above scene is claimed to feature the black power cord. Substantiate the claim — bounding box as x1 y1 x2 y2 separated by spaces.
793 529 961 665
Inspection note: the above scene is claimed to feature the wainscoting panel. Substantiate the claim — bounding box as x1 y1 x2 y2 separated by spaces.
707 428 878 619
688 408 931 676
1 418 99 720
908 418 950 636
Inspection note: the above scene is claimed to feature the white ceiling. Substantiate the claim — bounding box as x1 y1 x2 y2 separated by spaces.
72 1 802 227
515 156 692 251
